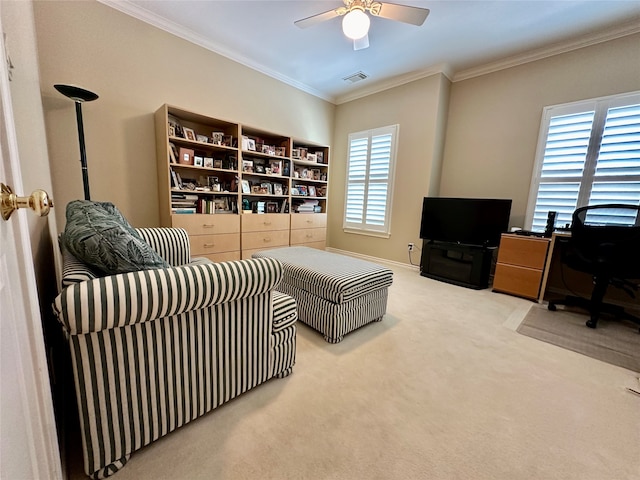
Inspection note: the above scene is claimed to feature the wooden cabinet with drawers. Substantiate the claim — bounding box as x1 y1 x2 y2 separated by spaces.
290 213 326 250
171 214 240 262
241 213 290 259
493 234 550 300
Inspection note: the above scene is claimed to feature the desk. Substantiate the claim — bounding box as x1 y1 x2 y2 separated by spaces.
494 232 640 314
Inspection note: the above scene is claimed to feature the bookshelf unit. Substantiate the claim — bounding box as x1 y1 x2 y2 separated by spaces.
155 104 330 259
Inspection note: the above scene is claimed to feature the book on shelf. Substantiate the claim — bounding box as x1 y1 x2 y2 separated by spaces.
171 207 196 214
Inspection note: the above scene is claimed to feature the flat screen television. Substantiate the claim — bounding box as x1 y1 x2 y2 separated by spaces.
419 197 512 247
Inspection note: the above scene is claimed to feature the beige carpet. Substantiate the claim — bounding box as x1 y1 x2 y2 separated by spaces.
68 263 640 480
517 304 640 372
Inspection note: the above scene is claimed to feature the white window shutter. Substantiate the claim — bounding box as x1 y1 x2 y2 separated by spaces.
526 92 640 231
344 126 398 235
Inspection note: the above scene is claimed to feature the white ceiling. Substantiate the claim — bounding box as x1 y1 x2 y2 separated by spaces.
103 1 640 104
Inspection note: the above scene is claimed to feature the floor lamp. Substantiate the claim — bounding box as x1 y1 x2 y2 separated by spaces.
54 84 99 201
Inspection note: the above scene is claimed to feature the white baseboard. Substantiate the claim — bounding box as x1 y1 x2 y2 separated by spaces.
325 247 420 271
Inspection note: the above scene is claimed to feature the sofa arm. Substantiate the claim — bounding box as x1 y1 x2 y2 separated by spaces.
52 257 283 335
135 227 191 266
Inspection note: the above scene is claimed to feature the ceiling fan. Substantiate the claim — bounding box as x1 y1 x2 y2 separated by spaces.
294 0 430 51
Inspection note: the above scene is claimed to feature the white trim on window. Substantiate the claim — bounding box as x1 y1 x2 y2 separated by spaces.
343 124 399 236
525 91 640 231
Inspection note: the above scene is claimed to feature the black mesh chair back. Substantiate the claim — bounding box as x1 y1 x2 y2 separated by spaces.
548 203 640 330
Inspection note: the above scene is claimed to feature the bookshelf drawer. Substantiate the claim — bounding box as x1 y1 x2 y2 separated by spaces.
197 251 241 263
241 230 289 250
290 227 326 245
172 214 240 235
190 233 240 255
241 213 290 233
290 213 327 230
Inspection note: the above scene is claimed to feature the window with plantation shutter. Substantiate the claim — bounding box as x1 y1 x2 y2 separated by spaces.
526 91 640 232
344 125 398 236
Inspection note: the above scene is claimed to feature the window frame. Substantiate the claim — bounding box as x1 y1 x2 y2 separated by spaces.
342 124 399 237
525 91 640 231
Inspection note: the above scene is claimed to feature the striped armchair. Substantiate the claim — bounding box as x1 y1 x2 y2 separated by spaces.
52 228 297 479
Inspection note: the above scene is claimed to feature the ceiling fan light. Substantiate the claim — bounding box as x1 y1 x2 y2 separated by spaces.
342 9 370 40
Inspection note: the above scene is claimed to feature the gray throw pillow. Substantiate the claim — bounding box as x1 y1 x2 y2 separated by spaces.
61 200 169 275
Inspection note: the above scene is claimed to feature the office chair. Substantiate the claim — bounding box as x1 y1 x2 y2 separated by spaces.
547 204 640 331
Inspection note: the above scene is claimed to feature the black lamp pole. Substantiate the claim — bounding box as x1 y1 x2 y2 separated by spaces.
54 84 99 201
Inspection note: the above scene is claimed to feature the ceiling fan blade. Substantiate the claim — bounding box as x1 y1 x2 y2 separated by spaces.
294 8 342 29
375 2 430 26
353 34 369 51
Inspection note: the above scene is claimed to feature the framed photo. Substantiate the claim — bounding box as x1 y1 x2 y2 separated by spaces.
308 185 316 197
211 132 224 145
299 147 308 159
255 164 265 174
266 202 278 213
168 125 176 137
213 159 223 169
242 136 256 151
241 180 251 193
291 187 300 196
269 160 282 175
275 147 286 157
178 147 194 165
298 185 308 196
306 153 317 163
315 151 324 163
207 176 220 191
260 182 273 194
222 135 233 147
196 134 209 143
242 160 254 173
291 148 300 159
193 155 204 167
312 169 321 180
273 183 283 196
183 127 196 142
204 157 214 168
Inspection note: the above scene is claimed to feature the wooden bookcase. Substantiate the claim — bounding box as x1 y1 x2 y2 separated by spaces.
154 104 330 259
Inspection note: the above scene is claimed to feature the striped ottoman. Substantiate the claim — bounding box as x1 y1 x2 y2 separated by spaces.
253 246 393 343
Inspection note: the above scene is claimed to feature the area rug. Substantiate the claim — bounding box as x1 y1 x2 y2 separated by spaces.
517 305 640 372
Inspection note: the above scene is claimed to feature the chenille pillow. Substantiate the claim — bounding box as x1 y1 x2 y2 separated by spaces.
61 200 169 275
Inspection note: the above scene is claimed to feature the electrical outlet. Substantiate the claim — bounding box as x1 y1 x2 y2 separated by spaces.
408 243 414 252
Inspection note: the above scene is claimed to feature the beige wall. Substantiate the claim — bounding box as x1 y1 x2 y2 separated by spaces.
331 73 450 263
32 1 334 231
440 33 640 229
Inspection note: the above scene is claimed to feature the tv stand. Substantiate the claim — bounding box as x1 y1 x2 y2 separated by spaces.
419 240 496 289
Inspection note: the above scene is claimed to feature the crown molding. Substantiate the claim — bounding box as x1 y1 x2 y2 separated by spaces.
334 63 453 105
97 0 335 103
453 19 640 82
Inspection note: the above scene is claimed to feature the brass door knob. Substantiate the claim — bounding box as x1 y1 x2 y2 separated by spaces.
1 183 53 221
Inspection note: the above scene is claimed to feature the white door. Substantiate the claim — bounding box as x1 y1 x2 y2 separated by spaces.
0 3 62 478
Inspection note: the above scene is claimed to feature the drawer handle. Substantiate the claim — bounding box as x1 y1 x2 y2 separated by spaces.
263 237 271 243
306 219 313 223
202 224 215 228
263 221 272 226
306 234 313 238
204 243 215 248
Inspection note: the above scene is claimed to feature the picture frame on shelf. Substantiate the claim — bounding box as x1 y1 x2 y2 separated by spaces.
242 160 254 173
255 164 265 174
183 127 196 142
308 185 316 197
298 185 308 196
320 172 327 181
204 157 214 168
299 147 308 159
291 148 300 159
197 134 209 143
275 147 286 157
266 202 279 213
251 185 269 194
273 183 283 196
260 182 273 194
168 125 176 137
306 153 317 163
291 187 300 196
269 160 282 175
241 179 251 193
211 132 224 145
213 159 223 169
222 135 233 147
194 155 204 167
178 147 194 165
315 151 324 163
207 176 220 191
242 136 256 151
169 143 178 164
312 169 321 180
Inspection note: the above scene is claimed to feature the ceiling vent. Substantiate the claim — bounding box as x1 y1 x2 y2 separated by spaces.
343 71 368 83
